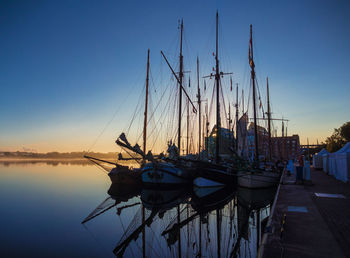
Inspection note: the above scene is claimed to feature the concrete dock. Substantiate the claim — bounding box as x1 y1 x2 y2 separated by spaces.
261 167 350 258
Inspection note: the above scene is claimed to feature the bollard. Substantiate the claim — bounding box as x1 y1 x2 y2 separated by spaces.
304 161 311 181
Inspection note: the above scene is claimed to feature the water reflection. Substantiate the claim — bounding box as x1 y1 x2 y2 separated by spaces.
0 159 92 167
83 183 276 257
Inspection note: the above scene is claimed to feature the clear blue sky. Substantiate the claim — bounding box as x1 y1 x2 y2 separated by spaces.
1 0 349 152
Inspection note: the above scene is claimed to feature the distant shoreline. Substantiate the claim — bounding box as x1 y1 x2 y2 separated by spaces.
0 157 139 167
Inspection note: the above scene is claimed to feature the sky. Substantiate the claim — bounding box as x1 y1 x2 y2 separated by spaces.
1 0 349 152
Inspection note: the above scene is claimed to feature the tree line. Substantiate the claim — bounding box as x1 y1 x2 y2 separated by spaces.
325 121 350 152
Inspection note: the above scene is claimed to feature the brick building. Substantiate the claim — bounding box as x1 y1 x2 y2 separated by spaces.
271 134 300 161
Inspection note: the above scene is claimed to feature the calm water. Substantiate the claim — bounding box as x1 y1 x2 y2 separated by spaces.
0 162 275 257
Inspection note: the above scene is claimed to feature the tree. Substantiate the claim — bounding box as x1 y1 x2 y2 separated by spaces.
340 122 350 142
326 121 350 152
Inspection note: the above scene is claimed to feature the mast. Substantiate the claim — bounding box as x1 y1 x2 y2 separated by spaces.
228 105 231 132
235 83 239 153
142 49 150 258
215 11 221 164
242 89 244 115
197 57 201 156
249 24 259 165
267 77 272 161
178 19 184 155
143 49 150 160
186 78 190 155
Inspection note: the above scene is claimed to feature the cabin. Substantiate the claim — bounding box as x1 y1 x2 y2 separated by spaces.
205 125 234 159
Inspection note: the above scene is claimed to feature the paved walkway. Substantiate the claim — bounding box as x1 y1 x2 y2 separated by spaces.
262 167 350 258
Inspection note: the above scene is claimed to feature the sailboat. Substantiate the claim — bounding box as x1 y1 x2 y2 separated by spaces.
138 20 196 187
85 50 155 186
237 25 281 189
192 12 237 187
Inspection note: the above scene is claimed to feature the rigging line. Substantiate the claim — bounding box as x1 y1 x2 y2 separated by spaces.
255 78 265 119
87 67 146 152
123 82 146 136
220 80 228 129
88 159 110 174
208 79 215 127
141 76 173 138
166 86 178 142
135 75 173 144
82 224 114 258
139 93 173 152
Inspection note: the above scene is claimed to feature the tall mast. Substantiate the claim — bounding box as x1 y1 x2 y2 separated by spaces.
197 57 201 155
215 11 221 163
235 83 239 153
267 77 272 161
178 19 184 154
228 105 231 132
229 76 232 133
142 49 150 258
143 49 150 161
186 81 189 155
249 24 259 165
242 89 244 115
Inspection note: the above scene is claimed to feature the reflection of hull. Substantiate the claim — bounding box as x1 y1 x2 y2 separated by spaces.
237 203 250 240
237 171 280 188
237 186 276 210
193 177 224 188
107 183 141 202
191 186 235 213
141 162 192 187
141 188 188 211
108 166 141 185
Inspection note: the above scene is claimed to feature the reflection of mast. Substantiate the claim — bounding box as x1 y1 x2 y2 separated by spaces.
199 215 202 257
216 209 221 258
177 205 182 257
142 206 146 258
257 209 261 253
114 211 157 257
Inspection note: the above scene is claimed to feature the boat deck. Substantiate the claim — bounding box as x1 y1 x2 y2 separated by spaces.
260 167 350 258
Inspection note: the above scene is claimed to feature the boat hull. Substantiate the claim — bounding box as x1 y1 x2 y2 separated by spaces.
195 166 236 185
108 167 141 185
141 163 191 187
237 171 280 189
